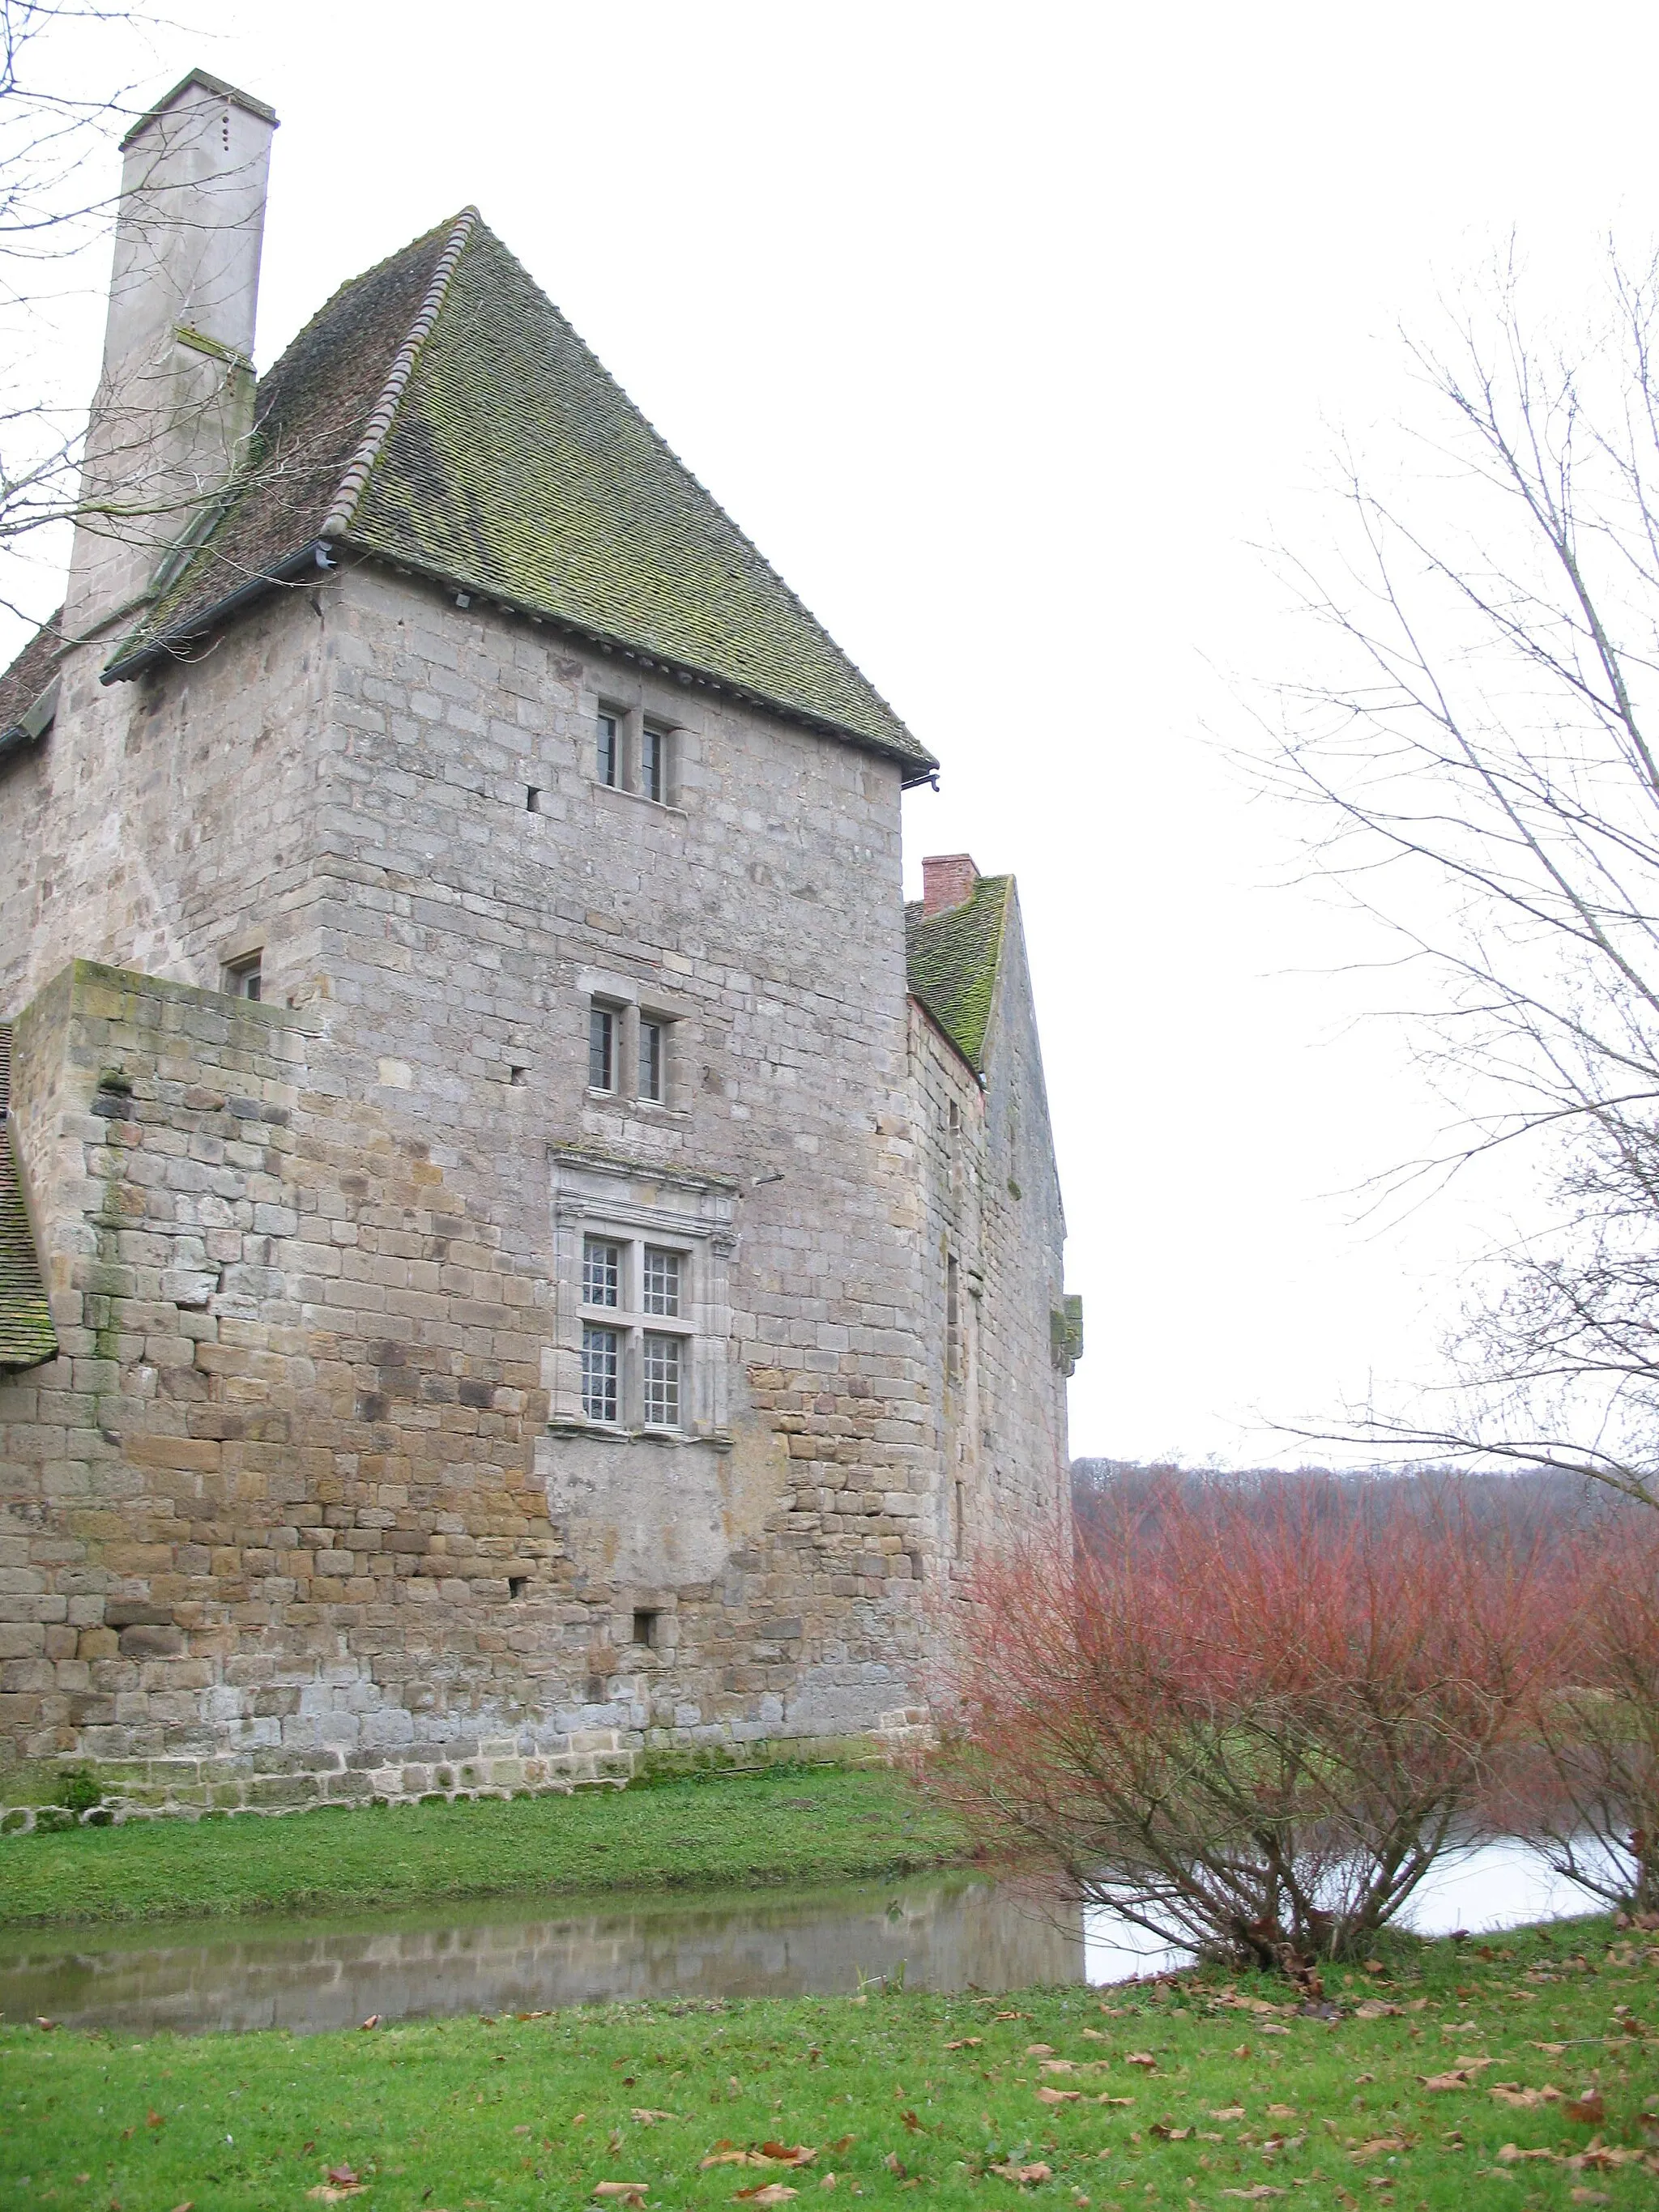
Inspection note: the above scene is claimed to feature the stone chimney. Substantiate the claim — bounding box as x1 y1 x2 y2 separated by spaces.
921 853 980 916
66 70 279 633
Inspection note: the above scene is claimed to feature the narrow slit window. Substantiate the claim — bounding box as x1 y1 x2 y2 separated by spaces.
597 710 619 787
946 1253 961 1379
588 1003 615 1091
641 723 665 803
582 1324 620 1423
582 1236 621 1308
631 1608 659 1648
642 1245 680 1317
642 1331 681 1427
639 1016 664 1102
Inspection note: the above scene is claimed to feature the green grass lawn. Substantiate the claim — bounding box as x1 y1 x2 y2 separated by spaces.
2 1916 1655 2208
0 1768 970 1929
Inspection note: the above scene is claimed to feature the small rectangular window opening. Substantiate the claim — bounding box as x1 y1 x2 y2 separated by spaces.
597 709 619 787
509 1575 527 1600
947 1098 961 1134
582 1323 619 1423
526 786 540 812
509 1063 528 1086
224 953 262 1002
946 1254 961 1379
639 1017 664 1102
642 723 665 803
589 1002 616 1090
632 1608 659 1648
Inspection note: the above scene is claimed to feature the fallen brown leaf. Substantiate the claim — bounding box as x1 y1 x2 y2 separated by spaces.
1418 2071 1474 2092
632 2111 676 2126
1148 2123 1190 2142
1124 2052 1157 2069
1265 2104 1296 2119
1349 2138 1405 2161
760 2146 817 2167
1038 2061 1077 2075
945 2038 983 2050
988 2161 1052 2185
829 2137 855 2155
1034 2087 1081 2105
1210 2107 1247 2121
1026 2044 1056 2056
305 2193 362 2206
1095 2095 1134 2108
593 2187 649 2203
732 2190 797 2207
325 2170 359 2189
1220 2191 1286 2202
360 2014 382 2031
1569 2193 1610 2206
1258 2024 1291 2038
1496 2144 1559 2164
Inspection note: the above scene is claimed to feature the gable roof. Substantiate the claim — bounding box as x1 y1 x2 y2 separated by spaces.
0 1024 58 1372
103 211 934 779
906 874 1013 1073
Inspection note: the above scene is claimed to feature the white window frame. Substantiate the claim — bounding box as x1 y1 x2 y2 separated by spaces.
548 1149 736 1442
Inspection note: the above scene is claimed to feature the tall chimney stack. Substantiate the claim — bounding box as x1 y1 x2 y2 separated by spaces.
922 853 980 916
66 69 278 633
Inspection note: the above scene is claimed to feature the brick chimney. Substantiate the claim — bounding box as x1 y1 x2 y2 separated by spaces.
66 70 279 632
921 853 979 916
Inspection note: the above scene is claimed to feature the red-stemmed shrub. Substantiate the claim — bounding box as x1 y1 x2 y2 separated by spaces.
929 1475 1570 1975
1519 1506 1659 1915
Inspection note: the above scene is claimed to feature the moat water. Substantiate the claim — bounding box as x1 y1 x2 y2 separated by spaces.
0 1839 1602 2037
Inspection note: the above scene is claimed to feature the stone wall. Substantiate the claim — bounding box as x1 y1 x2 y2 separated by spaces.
0 552 1064 1813
906 889 1071 1580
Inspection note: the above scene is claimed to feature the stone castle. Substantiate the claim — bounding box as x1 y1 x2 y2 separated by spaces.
0 70 1077 1818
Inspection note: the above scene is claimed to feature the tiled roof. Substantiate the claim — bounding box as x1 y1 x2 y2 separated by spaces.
109 213 934 778
905 875 1013 1072
0 1024 58 1372
0 607 64 749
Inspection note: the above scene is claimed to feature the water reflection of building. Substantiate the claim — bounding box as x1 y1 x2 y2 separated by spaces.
0 1877 1085 2036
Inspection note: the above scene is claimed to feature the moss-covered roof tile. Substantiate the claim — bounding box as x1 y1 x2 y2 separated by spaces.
109 213 933 778
905 875 1013 1072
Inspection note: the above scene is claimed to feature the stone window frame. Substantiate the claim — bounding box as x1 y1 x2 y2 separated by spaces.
593 695 680 808
220 936 264 1000
578 965 693 1115
548 1146 736 1443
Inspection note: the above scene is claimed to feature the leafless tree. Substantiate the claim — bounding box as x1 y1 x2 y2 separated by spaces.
0 5 167 586
1264 241 1659 1511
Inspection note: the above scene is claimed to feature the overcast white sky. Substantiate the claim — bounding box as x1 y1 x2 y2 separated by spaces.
17 0 1659 1465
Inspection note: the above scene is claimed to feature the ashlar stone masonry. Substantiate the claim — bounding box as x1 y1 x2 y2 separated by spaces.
0 67 1077 1818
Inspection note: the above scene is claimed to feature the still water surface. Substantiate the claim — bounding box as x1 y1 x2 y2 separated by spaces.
0 1837 1602 2038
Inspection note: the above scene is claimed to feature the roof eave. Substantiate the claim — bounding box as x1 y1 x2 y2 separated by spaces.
99 543 332 684
101 535 940 783
337 543 939 780
909 990 985 1080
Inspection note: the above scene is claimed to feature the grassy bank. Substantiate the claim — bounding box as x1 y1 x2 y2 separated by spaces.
0 1767 970 1929
4 1916 1656 2207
